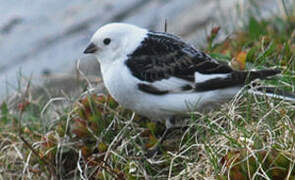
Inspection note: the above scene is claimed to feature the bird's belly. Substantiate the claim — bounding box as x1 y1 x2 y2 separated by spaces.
101 66 174 120
101 63 240 122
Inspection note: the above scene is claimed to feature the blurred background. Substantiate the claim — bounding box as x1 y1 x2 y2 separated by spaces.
0 0 292 100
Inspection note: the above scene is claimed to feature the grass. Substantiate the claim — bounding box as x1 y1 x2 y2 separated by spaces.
1 4 295 180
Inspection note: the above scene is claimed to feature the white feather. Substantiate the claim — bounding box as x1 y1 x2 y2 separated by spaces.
150 77 193 92
194 72 229 83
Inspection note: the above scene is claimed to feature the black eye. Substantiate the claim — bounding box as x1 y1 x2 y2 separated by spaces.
103 38 111 45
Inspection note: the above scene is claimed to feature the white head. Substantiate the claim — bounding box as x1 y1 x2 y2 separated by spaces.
83 23 148 64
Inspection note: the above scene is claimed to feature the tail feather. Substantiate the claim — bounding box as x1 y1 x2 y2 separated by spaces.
194 69 281 92
236 69 281 83
248 86 295 102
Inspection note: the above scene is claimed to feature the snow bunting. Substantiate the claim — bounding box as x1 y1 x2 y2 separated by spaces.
83 23 293 128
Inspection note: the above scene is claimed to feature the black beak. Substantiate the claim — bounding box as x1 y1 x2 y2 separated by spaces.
83 43 98 54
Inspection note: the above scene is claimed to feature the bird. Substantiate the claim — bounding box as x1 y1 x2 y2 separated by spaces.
83 23 295 129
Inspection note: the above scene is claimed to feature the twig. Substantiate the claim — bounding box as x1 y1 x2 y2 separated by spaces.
164 19 168 32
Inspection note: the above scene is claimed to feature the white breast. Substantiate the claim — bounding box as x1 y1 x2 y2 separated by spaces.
101 59 141 109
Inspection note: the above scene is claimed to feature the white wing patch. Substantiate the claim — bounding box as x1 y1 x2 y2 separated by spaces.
194 72 230 84
150 77 193 93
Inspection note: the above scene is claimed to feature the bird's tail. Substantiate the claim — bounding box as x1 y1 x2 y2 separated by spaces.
237 69 281 83
194 69 281 92
248 86 295 102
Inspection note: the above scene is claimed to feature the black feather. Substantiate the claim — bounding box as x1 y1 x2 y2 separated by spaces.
125 31 233 83
125 31 281 92
138 83 169 95
195 69 281 91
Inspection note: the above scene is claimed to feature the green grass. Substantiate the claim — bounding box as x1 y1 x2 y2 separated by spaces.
1 5 295 180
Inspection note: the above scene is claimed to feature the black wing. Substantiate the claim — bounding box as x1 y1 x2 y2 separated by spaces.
125 31 233 83
125 31 280 95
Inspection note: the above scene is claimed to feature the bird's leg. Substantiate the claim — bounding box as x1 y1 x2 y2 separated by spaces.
145 116 178 158
145 128 170 158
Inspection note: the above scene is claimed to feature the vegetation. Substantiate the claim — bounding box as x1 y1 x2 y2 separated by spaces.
1 3 295 180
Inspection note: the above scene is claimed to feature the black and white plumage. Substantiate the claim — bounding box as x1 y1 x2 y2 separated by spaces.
83 23 294 128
